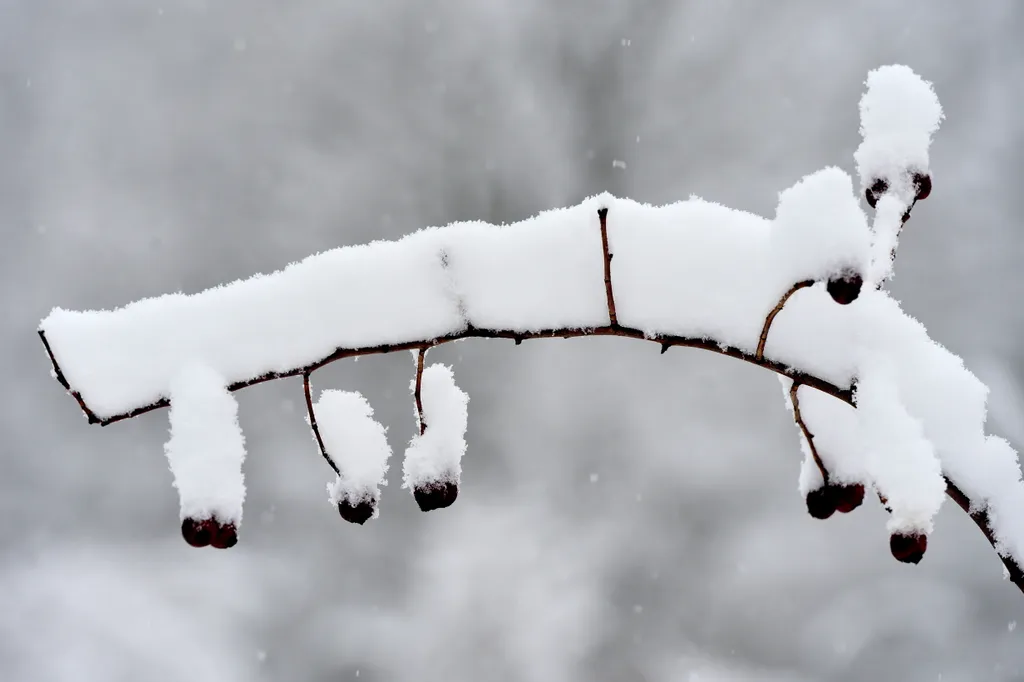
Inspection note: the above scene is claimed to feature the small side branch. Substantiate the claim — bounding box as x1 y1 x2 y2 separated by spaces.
303 372 340 476
597 207 618 326
756 280 815 360
414 346 428 435
789 382 830 484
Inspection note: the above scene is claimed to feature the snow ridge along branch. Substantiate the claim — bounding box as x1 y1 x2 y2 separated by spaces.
36 65 1024 598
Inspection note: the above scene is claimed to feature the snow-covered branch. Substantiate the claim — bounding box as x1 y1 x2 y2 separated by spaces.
36 65 1024 598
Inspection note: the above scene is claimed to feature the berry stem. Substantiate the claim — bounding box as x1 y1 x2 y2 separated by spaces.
789 381 830 486
303 371 340 476
414 346 428 436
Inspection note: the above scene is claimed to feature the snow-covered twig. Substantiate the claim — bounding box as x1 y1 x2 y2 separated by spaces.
35 64 1024 599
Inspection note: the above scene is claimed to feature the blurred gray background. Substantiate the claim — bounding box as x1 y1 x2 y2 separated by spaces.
4 1 1024 680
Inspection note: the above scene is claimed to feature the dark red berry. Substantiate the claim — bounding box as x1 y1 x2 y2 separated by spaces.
865 178 888 208
338 498 376 525
890 532 928 564
827 273 863 305
413 479 459 512
181 517 215 548
806 487 837 520
834 483 865 513
912 173 931 201
210 521 238 549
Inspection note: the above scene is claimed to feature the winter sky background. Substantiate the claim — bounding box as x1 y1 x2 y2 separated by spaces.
4 1 1024 680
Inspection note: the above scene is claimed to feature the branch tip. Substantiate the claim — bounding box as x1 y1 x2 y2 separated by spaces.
597 207 617 326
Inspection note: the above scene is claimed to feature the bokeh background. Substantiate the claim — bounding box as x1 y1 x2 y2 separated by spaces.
4 1 1024 680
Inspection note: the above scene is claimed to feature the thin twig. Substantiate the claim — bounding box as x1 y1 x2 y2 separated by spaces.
597 207 617 326
756 280 815 360
302 371 340 476
789 381 830 485
414 346 427 435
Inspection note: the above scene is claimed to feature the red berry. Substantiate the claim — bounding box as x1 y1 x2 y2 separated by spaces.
827 273 863 305
413 479 459 512
181 517 215 548
210 521 238 549
890 532 927 564
912 173 931 201
834 483 865 514
338 498 376 525
865 178 888 208
805 486 837 520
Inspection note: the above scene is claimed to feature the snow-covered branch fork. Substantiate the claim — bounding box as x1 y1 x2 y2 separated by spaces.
37 66 1024 598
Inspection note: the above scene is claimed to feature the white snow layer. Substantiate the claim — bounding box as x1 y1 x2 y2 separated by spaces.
39 64 1024 571
855 364 946 534
164 363 246 524
403 363 469 489
314 390 392 511
854 64 942 193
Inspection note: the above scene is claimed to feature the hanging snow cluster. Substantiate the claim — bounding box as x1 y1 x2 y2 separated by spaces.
36 65 1024 594
315 390 392 524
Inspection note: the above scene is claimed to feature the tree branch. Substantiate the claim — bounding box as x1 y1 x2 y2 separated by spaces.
945 479 1024 592
38 324 855 429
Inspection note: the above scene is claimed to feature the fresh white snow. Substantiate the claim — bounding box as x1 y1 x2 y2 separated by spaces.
403 363 469 490
855 363 947 535
164 363 246 524
314 390 392 512
854 64 942 196
854 64 943 287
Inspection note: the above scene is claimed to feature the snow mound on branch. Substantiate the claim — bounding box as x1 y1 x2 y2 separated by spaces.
854 65 942 286
403 363 469 489
436 194 611 333
164 363 246 524
855 364 946 534
40 231 469 420
39 172 872 419
609 167 869 350
854 64 943 191
314 390 392 512
772 167 871 284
